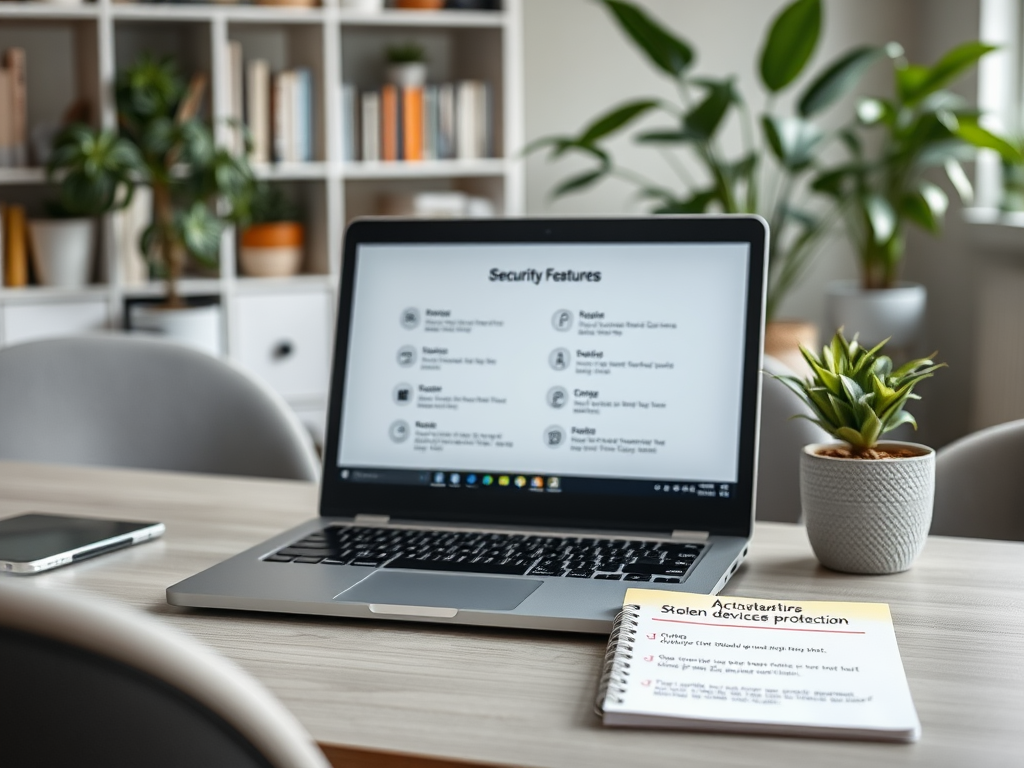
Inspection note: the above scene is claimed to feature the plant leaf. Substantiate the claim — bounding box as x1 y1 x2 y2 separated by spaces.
953 118 1024 163
899 41 997 106
684 79 736 139
552 168 609 198
799 46 883 116
901 182 948 233
762 115 823 170
579 99 660 145
945 158 974 204
600 0 694 77
863 193 897 244
651 190 717 213
759 0 820 93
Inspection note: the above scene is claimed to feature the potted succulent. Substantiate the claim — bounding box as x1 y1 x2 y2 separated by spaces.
238 183 304 278
813 42 1022 347
385 43 427 88
32 125 140 288
527 0 888 367
772 329 945 574
108 55 255 353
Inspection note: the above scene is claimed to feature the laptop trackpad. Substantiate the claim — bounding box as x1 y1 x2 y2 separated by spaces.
334 571 542 613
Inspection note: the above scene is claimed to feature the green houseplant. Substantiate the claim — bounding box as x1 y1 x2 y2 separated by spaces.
29 126 140 288
527 0 888 324
813 42 1021 346
773 329 945 573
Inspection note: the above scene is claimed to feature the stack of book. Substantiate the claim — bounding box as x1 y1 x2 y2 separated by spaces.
228 42 315 165
0 47 28 168
343 80 492 163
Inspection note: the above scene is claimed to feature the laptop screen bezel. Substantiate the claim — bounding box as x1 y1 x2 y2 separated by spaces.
320 216 766 539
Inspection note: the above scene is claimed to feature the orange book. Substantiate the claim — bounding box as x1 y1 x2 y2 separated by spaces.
402 86 423 162
4 204 28 287
380 84 399 162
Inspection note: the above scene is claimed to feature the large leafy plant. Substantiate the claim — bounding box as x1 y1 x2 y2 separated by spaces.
115 55 255 307
773 329 944 455
46 124 142 218
528 0 889 321
812 43 1022 290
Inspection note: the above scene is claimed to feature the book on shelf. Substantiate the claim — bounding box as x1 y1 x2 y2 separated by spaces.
246 58 271 164
345 79 492 163
0 47 26 168
340 83 357 162
234 52 313 165
596 588 921 742
3 204 28 287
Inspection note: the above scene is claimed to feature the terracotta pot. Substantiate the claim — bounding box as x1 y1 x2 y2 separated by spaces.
239 222 304 278
801 441 935 574
764 319 817 376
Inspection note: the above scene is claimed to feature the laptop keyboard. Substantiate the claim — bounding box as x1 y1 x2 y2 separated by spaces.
263 526 705 583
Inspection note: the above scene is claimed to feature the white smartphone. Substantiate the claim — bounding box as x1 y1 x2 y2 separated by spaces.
0 512 164 575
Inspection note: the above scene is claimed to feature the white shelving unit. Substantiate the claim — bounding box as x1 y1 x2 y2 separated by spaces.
0 0 524 441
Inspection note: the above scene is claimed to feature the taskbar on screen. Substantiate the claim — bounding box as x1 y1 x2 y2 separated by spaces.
337 467 734 499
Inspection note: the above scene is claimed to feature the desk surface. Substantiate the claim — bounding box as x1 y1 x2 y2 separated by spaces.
1 461 1022 768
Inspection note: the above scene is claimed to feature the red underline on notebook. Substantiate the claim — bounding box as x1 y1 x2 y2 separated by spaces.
651 617 866 634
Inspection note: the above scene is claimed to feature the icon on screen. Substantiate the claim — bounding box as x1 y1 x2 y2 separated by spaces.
393 383 413 406
531 476 544 489
514 476 527 488
433 472 445 484
547 477 560 490
547 386 568 409
466 474 478 485
544 425 566 448
396 345 417 367
551 309 574 332
549 347 571 371
654 484 661 491
450 473 461 485
388 420 410 443
400 307 421 330
482 475 494 486
341 469 350 480
498 475 510 487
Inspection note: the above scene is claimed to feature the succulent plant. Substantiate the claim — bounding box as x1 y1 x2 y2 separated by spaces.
772 329 945 454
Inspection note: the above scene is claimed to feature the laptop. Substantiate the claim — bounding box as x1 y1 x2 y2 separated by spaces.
168 215 768 633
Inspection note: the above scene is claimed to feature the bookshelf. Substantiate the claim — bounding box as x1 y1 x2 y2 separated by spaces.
0 0 524 442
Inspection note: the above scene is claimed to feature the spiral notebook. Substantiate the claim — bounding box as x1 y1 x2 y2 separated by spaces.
596 589 921 742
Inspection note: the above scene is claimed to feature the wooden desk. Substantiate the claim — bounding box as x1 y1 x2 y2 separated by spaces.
1 461 1022 768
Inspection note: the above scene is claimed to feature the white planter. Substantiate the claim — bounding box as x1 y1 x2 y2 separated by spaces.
800 441 935 574
825 281 927 348
27 218 96 288
130 304 222 357
340 0 384 9
386 61 428 88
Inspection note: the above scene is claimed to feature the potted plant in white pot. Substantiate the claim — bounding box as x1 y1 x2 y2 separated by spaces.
32 125 140 289
385 42 427 88
112 55 255 354
813 42 1022 348
527 0 889 370
773 329 945 574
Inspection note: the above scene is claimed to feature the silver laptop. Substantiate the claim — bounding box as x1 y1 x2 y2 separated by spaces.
168 216 768 633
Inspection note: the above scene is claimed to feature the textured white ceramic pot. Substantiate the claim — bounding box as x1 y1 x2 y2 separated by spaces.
386 61 428 88
27 218 96 288
130 304 222 357
825 281 927 348
800 441 935 574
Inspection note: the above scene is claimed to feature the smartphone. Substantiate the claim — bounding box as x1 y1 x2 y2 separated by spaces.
0 512 164 575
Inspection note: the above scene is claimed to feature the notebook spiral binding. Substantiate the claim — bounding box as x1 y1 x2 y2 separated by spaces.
594 603 641 716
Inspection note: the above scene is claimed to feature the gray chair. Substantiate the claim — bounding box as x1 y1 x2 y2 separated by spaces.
932 418 1024 541
0 335 319 481
756 355 830 523
0 582 331 768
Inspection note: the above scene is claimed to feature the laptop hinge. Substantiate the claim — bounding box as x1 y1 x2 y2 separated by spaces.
354 514 391 525
671 530 710 541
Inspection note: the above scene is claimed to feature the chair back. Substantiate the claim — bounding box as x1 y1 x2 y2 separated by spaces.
756 355 831 523
933 418 1024 541
0 583 331 768
0 335 319 481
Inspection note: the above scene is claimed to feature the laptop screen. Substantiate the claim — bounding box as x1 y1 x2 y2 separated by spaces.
322 218 766 538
